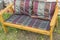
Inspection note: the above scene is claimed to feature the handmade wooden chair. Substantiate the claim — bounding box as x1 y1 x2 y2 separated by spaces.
0 0 58 40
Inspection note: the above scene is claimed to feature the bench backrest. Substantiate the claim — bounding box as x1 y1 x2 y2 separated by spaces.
14 0 57 20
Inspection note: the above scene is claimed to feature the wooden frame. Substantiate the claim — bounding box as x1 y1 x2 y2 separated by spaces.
0 0 58 40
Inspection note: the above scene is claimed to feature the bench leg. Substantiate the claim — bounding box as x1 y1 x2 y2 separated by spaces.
0 15 8 33
2 24 8 33
50 34 53 40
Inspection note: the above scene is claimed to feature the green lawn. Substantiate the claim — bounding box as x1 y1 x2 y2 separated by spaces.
0 14 60 40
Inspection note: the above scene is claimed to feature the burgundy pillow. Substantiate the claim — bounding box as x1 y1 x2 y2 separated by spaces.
32 1 56 20
14 0 33 15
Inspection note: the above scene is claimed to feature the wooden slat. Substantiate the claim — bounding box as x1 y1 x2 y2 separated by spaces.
4 22 50 35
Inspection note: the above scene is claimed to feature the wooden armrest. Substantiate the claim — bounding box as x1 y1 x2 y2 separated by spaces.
50 6 58 27
0 3 13 16
31 16 50 21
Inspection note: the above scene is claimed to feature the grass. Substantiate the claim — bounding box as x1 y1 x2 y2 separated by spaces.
54 16 60 33
0 14 60 40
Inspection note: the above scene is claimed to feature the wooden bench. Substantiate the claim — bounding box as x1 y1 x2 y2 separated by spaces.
0 0 58 40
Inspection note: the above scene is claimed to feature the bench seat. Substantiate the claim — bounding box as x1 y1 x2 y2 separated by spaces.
5 14 50 30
